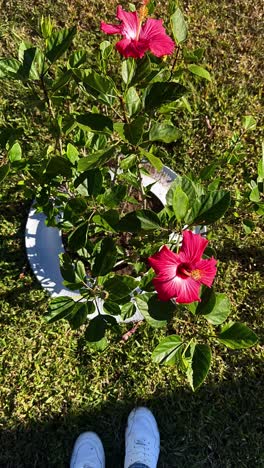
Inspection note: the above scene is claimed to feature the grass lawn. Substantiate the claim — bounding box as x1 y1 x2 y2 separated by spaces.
0 0 263 466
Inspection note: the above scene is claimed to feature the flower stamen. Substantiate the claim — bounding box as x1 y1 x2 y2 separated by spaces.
135 7 145 40
180 268 192 277
190 269 202 281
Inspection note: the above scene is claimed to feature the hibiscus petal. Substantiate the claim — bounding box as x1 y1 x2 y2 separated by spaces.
148 245 180 278
153 275 201 303
100 22 122 35
194 258 217 287
174 277 201 303
116 5 138 40
181 230 208 264
116 38 149 59
140 18 175 57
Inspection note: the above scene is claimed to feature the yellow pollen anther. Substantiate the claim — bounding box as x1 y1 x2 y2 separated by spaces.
139 5 148 23
191 269 202 281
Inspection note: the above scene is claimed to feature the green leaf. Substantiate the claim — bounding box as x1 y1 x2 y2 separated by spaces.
51 70 72 91
66 143 79 164
69 302 95 329
152 335 183 364
76 113 113 133
98 185 126 208
135 293 174 328
73 68 117 105
139 268 155 290
125 87 141 116
166 176 203 206
0 58 21 79
18 41 34 64
92 209 119 232
131 55 152 85
77 146 115 172
113 122 127 142
46 26 76 63
103 301 121 316
172 185 189 221
65 197 87 216
193 190 231 224
159 95 192 114
119 275 139 290
121 302 136 320
196 289 230 325
0 163 10 183
99 41 113 60
145 82 187 111
60 253 76 282
149 121 181 143
218 322 258 349
40 16 54 39
76 260 86 282
103 276 132 302
74 169 103 196
183 47 204 63
45 156 72 178
249 184 260 203
186 343 212 391
188 64 212 81
242 219 255 235
46 296 76 323
186 301 198 315
68 221 89 251
242 115 257 132
258 144 264 180
118 210 161 232
140 148 163 171
8 142 22 162
18 47 45 80
122 58 136 85
92 237 117 276
124 116 145 145
68 49 87 68
170 8 188 44
85 315 108 350
120 154 137 170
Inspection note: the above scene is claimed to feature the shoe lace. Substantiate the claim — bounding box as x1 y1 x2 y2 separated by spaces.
127 437 152 464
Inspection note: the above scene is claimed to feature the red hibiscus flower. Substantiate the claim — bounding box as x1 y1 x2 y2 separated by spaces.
100 5 175 59
148 230 217 303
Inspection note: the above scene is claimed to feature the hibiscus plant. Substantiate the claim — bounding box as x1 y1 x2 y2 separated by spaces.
0 1 258 390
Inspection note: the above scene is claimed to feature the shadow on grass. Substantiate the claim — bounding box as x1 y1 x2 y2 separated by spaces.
1 369 263 468
217 239 264 274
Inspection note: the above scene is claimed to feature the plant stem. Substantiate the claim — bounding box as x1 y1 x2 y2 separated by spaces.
40 75 63 155
169 45 181 79
118 95 129 123
137 160 147 209
112 154 120 186
121 321 143 342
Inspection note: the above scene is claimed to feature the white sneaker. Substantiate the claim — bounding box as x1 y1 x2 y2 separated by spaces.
124 407 160 468
70 432 105 468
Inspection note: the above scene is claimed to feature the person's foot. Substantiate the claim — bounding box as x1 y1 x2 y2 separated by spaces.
124 407 160 468
70 432 105 468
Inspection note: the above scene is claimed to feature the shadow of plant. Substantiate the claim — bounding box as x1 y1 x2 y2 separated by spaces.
1 370 263 468
217 240 264 274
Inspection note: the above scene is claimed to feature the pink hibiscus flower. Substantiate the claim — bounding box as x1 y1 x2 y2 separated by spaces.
100 5 175 59
148 230 217 303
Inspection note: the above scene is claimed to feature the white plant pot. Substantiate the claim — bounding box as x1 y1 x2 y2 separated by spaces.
25 166 204 323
